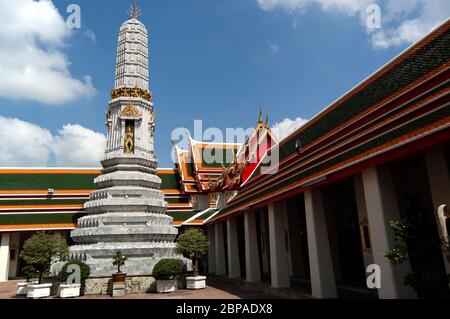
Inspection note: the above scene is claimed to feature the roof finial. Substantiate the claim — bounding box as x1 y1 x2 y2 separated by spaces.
265 113 269 129
258 105 263 125
128 0 141 19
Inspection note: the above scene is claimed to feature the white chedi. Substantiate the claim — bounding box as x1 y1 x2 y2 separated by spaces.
69 11 189 278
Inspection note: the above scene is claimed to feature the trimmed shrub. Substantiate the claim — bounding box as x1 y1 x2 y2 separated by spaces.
152 259 184 280
58 260 90 283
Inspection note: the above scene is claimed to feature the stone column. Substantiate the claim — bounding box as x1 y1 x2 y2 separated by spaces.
8 233 20 278
244 211 261 282
0 233 11 282
207 225 216 274
215 223 226 276
268 201 290 288
227 218 241 278
198 194 209 211
362 166 416 299
304 189 337 298
425 151 450 278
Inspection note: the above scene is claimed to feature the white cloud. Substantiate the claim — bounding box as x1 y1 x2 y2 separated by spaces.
0 0 96 105
271 117 308 140
0 117 53 166
85 29 96 43
256 0 450 49
52 124 106 167
257 0 369 14
0 116 105 167
269 43 281 54
372 0 450 49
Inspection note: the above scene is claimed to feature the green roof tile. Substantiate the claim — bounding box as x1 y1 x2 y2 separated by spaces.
0 174 97 190
280 28 450 160
0 213 86 225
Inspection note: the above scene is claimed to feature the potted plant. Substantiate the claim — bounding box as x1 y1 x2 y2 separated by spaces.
112 251 128 282
57 260 90 298
385 218 450 298
152 259 184 293
176 228 209 289
20 232 68 299
16 266 39 296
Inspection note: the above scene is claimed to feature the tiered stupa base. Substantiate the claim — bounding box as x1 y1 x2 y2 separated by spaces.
69 156 189 278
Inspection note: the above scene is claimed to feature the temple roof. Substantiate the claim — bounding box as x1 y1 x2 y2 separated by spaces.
0 168 198 231
173 108 277 194
207 18 450 224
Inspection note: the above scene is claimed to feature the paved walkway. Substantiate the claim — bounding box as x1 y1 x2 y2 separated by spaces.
0 280 274 299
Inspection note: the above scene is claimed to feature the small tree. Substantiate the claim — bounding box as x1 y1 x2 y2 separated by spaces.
384 219 450 295
112 251 128 273
152 259 184 280
176 229 208 277
20 232 69 284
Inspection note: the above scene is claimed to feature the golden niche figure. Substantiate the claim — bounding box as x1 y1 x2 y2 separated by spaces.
124 125 134 154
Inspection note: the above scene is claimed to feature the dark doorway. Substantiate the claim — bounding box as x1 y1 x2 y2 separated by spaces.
293 194 310 280
323 179 366 288
391 157 450 299
236 214 246 279
223 222 228 276
285 195 310 279
255 208 271 283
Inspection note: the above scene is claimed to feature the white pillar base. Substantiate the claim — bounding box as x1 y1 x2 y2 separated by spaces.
304 189 337 298
227 218 241 278
0 233 11 282
208 225 216 274
268 202 290 288
215 223 226 276
362 166 417 299
244 211 261 282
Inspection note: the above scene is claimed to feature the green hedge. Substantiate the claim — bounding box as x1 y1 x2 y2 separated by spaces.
58 260 91 283
152 259 184 280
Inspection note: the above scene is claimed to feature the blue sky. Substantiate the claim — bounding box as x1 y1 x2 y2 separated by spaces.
1 0 449 167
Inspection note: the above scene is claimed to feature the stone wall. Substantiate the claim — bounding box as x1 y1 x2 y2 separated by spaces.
84 274 186 295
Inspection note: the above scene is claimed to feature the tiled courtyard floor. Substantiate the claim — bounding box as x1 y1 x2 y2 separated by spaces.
0 280 275 299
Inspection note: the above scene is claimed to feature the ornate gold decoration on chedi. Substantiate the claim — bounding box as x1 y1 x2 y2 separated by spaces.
124 126 134 154
111 87 153 102
120 101 142 119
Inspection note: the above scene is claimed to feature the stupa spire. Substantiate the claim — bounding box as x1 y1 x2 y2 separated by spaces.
128 1 141 19
114 4 149 91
